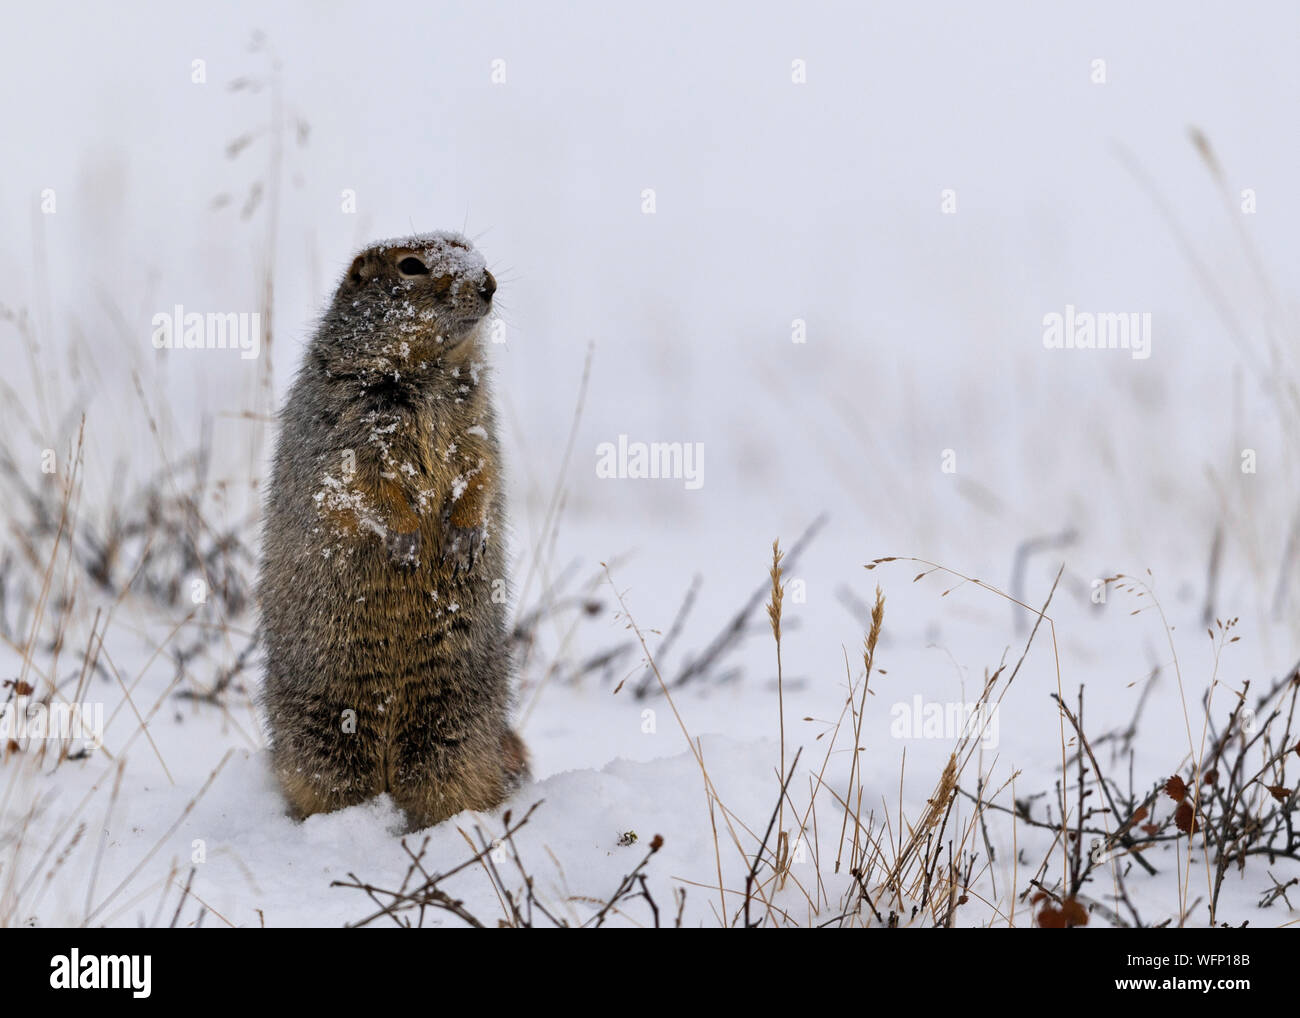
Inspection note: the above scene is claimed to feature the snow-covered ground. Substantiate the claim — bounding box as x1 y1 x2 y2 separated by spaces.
2 1 1298 927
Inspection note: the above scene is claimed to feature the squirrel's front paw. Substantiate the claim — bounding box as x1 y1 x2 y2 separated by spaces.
386 529 422 568
441 522 487 575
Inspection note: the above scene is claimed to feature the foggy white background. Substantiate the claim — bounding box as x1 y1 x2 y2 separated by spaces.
5 2 1296 571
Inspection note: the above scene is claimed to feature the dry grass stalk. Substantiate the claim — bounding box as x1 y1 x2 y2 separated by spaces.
767 539 788 885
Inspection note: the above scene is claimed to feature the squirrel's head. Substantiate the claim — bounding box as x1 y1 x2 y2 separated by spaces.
333 232 496 353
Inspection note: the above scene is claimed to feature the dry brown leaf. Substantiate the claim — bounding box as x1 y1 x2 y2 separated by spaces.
1174 801 1199 834
1061 898 1089 927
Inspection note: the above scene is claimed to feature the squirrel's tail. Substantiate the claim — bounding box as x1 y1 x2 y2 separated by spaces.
501 728 531 793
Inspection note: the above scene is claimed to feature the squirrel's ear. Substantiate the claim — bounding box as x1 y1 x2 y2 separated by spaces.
346 253 376 289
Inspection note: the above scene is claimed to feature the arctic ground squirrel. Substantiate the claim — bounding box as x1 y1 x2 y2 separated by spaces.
259 231 528 830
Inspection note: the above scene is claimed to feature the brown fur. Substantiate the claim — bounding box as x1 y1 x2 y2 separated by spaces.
259 232 528 830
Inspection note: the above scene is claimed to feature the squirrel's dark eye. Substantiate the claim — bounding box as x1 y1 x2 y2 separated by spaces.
398 256 429 276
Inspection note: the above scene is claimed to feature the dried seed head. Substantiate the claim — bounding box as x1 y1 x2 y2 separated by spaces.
767 539 785 643
864 585 885 674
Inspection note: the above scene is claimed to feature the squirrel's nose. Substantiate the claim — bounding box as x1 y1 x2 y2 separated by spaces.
479 271 497 301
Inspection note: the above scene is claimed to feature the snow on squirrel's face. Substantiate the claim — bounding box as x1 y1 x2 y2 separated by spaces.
337 231 496 348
